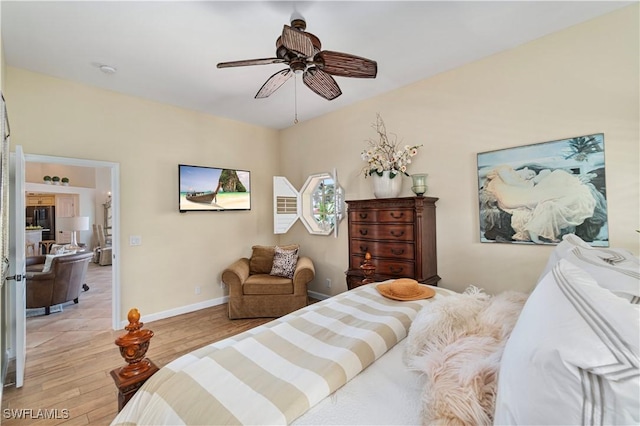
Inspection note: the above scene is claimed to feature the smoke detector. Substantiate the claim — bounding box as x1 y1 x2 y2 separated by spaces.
99 64 117 74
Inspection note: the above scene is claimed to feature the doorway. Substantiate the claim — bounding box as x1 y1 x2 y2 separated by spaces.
24 153 120 331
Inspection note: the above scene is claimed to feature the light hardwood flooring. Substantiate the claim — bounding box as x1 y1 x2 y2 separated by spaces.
25 263 112 352
2 263 272 425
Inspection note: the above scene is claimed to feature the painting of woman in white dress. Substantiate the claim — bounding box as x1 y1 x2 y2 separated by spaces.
477 134 608 246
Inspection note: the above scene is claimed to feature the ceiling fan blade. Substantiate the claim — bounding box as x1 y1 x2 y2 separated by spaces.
303 67 342 101
315 51 377 78
281 25 315 58
255 69 293 99
217 58 285 68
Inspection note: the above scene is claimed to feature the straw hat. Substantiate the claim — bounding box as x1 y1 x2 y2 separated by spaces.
376 278 435 301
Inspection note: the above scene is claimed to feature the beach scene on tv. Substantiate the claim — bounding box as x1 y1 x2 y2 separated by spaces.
180 165 251 211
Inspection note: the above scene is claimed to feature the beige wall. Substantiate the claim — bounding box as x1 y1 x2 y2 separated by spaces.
3 5 639 320
280 5 639 296
5 68 281 317
25 163 97 188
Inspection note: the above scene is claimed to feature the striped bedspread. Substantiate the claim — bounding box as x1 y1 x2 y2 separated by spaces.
111 283 452 426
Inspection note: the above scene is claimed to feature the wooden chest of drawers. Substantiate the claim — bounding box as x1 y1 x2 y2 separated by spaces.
345 196 439 289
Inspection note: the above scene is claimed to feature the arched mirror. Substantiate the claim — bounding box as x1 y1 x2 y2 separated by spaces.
273 169 344 236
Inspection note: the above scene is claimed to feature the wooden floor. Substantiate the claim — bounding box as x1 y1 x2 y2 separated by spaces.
24 263 112 352
1 263 273 425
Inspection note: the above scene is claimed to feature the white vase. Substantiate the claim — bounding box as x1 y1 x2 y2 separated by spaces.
372 170 403 198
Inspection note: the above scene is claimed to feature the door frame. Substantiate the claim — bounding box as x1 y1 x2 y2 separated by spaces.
24 153 121 330
8 146 26 387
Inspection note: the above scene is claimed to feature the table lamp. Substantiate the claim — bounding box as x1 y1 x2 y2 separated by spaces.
57 216 89 250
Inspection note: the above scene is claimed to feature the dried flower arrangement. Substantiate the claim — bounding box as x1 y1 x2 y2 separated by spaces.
361 114 421 178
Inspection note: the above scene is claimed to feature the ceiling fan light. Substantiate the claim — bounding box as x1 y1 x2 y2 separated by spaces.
290 60 306 74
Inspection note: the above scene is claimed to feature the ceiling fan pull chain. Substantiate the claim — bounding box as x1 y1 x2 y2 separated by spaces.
294 74 299 124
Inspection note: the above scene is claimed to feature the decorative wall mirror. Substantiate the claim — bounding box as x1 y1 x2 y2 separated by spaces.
273 169 345 236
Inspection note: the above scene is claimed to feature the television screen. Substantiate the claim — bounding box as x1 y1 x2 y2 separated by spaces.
179 164 251 212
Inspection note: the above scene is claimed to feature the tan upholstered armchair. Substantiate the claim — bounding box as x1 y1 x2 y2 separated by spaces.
222 245 315 319
25 252 93 315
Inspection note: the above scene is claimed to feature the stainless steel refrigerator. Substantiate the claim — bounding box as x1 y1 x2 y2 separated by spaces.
25 205 56 240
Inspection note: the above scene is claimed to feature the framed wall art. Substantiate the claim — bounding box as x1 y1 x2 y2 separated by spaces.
477 133 608 246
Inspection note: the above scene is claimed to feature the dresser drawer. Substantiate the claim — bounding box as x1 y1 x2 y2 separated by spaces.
351 223 414 241
349 209 414 224
350 239 414 260
376 209 414 223
376 260 416 278
349 210 376 223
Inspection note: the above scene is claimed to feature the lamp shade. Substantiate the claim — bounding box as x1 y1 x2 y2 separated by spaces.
57 216 90 232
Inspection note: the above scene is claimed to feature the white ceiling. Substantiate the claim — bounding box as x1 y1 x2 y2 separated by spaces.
1 1 632 130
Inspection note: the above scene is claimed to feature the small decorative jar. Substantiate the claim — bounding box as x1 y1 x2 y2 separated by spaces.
411 174 428 196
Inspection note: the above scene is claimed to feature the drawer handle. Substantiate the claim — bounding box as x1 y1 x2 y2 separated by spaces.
359 213 368 219
390 212 405 219
359 229 369 236
390 266 404 274
390 248 405 255
359 245 369 253
390 230 405 237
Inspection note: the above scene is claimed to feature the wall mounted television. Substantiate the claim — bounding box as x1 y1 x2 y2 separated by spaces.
179 164 251 212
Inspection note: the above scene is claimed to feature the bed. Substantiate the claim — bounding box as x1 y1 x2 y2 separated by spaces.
111 234 639 425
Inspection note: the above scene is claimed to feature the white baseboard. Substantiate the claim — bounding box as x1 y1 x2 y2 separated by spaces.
120 290 332 329
120 296 229 328
308 290 330 301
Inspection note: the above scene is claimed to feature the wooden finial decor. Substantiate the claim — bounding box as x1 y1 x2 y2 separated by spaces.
114 308 155 378
360 252 376 284
111 308 159 411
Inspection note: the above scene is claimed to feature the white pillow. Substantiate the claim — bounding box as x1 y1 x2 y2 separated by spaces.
495 259 640 425
49 244 66 255
538 234 639 301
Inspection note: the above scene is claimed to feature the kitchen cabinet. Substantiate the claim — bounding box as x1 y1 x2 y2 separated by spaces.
26 194 55 206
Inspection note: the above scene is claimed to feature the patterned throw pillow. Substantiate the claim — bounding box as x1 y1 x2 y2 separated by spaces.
269 246 299 279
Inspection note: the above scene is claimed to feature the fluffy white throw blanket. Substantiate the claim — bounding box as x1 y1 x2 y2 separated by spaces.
405 287 528 425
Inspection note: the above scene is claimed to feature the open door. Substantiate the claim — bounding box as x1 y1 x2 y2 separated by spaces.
0 93 10 395
8 145 26 387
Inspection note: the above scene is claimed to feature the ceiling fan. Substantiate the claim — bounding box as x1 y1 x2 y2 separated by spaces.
216 18 377 101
